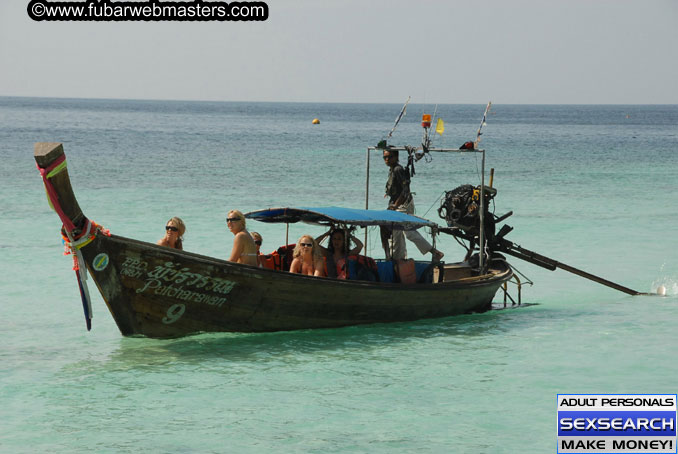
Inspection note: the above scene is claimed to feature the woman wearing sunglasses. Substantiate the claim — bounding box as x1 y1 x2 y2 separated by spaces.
227 210 258 266
157 217 186 250
290 235 326 277
251 232 263 267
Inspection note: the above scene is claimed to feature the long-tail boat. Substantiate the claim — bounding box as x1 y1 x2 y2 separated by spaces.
36 102 656 337
35 142 515 338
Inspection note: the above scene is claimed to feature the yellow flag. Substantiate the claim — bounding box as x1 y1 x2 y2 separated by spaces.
435 118 445 135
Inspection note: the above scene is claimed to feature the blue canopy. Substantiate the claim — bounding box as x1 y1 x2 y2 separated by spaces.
245 206 437 231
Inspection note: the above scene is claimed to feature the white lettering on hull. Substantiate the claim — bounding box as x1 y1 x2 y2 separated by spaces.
120 257 237 310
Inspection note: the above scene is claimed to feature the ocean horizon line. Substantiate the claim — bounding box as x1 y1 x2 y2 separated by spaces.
1 94 676 107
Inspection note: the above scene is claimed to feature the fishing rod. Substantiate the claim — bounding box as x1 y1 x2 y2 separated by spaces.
474 102 492 149
385 96 410 141
421 104 438 152
417 105 445 162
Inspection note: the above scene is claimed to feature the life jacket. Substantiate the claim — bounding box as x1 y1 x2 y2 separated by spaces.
346 255 379 282
260 253 278 270
260 244 296 271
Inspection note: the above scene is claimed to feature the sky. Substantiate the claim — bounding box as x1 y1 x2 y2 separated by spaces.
1 0 677 104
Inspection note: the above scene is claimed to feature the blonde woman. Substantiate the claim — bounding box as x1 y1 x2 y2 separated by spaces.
251 231 264 267
290 235 326 277
227 210 258 266
157 217 186 250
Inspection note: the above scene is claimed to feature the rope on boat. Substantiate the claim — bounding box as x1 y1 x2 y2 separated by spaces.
508 261 534 287
61 219 111 264
422 191 445 218
36 154 77 233
38 157 111 331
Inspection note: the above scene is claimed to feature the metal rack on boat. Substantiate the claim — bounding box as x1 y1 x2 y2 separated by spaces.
365 146 489 271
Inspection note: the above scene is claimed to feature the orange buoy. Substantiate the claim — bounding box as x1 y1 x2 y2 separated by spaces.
312 118 320 124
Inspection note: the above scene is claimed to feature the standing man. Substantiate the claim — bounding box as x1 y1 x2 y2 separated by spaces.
382 148 444 262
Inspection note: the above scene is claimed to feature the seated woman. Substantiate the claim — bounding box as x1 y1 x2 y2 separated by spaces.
290 235 326 277
251 231 263 267
227 210 258 266
316 228 363 279
157 217 186 250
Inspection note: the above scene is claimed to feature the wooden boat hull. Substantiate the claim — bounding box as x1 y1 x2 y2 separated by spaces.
81 233 512 338
34 141 513 339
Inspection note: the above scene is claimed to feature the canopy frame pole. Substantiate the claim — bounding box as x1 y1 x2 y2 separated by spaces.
365 147 370 255
431 227 437 264
479 149 486 272
390 223 395 259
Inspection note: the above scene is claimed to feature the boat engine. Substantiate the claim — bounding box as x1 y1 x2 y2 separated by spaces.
438 184 497 241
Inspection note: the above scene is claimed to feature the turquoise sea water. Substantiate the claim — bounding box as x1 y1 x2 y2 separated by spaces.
1 97 677 453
